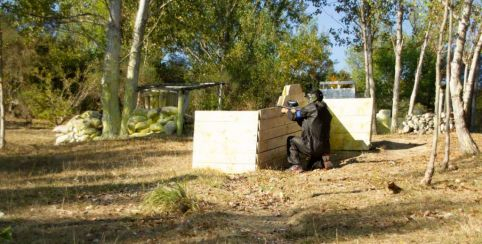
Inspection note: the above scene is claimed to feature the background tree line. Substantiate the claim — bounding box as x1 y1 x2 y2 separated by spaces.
0 0 346 127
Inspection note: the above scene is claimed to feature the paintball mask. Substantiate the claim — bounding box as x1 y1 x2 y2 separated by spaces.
307 89 324 103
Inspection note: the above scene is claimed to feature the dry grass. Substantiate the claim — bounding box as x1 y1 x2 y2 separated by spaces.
0 118 481 243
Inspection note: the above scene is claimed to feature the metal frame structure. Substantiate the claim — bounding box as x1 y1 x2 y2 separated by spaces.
136 82 224 135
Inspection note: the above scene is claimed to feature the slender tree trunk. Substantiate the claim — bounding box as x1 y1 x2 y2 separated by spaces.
442 4 453 170
101 0 122 138
448 0 479 155
0 24 5 149
422 0 448 185
121 0 150 136
360 2 377 135
361 23 371 98
408 23 431 115
462 30 482 126
391 0 403 133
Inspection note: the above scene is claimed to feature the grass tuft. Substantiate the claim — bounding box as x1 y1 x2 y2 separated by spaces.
142 183 198 215
1 226 13 241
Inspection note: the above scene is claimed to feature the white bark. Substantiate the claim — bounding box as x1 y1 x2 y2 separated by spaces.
408 23 431 115
391 0 403 133
462 29 482 123
101 0 122 137
442 3 453 170
360 1 377 135
422 0 449 185
448 0 479 155
121 0 150 135
0 25 4 149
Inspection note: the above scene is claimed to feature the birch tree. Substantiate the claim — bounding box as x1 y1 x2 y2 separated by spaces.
390 0 403 133
0 21 4 149
408 23 431 115
421 0 449 185
462 28 482 126
448 0 479 155
101 0 122 138
442 0 454 170
121 0 150 136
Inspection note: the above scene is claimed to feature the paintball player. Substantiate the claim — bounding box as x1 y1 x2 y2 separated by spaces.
281 89 333 173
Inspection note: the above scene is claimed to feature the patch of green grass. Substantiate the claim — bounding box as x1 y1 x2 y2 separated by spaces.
142 183 198 215
1 226 13 241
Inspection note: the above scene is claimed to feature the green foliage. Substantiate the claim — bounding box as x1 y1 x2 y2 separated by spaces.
0 226 13 241
347 37 436 110
142 183 198 215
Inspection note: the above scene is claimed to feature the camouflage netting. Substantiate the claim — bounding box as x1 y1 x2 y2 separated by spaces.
127 107 178 137
53 111 102 145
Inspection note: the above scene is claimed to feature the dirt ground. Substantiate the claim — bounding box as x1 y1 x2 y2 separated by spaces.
0 119 481 243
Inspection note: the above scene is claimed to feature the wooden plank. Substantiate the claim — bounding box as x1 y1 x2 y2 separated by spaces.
258 122 301 141
192 111 259 173
257 154 288 170
258 115 294 132
193 163 256 174
257 131 300 153
195 111 259 122
256 146 286 163
259 107 284 120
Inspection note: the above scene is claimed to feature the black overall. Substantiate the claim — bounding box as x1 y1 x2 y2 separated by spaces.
286 101 332 170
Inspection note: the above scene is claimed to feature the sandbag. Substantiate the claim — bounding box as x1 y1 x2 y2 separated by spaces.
81 111 101 119
134 121 150 131
150 123 164 133
147 109 161 120
129 115 148 124
161 106 178 116
164 121 177 135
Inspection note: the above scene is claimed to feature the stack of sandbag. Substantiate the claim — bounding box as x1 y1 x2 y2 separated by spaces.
127 107 178 137
54 111 102 145
401 112 454 134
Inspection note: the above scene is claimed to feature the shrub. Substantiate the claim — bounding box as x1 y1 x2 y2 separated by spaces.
142 183 198 215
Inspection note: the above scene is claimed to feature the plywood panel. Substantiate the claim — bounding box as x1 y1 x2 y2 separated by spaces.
258 123 301 141
259 107 284 120
258 115 293 131
192 111 259 173
257 131 301 153
193 163 256 174
256 146 286 163
325 98 373 150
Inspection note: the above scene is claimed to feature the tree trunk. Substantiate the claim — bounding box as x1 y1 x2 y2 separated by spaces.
101 0 122 138
448 0 479 155
361 21 371 98
408 23 431 115
360 2 377 135
421 0 448 185
0 25 5 149
462 30 482 126
391 0 403 133
442 4 453 170
121 0 150 136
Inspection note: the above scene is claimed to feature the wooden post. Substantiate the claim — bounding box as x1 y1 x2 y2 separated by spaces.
143 94 149 109
177 90 185 136
217 83 223 110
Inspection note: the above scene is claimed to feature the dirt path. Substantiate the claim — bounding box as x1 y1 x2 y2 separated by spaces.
0 125 481 243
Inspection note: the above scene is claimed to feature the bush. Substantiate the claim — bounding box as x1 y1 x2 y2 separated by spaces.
0 226 13 241
142 183 198 215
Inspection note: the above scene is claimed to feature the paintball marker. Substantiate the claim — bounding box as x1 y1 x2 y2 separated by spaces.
278 100 299 109
278 100 299 114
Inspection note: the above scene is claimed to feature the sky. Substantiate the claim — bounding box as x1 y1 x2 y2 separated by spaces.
307 4 349 72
